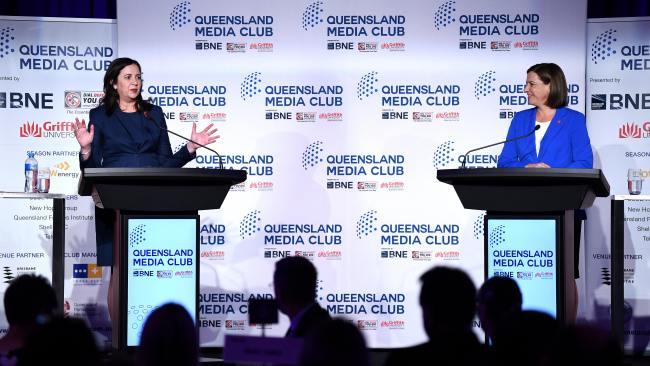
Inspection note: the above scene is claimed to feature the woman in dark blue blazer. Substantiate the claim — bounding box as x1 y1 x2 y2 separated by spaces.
73 58 219 318
497 63 593 322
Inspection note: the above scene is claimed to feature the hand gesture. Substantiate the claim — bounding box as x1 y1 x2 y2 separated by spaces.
74 117 94 150
187 123 220 153
525 162 551 168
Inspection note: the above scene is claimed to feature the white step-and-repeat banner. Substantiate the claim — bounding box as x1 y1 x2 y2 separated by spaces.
1 0 589 349
585 17 650 355
116 0 586 348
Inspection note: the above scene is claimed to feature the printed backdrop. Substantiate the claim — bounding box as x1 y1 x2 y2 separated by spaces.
0 0 599 349
116 0 587 348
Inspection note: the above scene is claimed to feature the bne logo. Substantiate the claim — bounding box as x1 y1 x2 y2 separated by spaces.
459 40 486 49
0 92 54 109
591 93 650 110
381 250 408 258
619 122 650 138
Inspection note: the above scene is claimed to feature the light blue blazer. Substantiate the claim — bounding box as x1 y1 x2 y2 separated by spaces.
497 107 593 168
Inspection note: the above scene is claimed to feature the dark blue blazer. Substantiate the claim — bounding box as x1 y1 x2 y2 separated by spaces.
80 104 194 169
497 107 593 169
80 104 195 265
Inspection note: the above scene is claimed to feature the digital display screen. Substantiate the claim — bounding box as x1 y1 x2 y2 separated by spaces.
126 217 197 346
486 218 558 317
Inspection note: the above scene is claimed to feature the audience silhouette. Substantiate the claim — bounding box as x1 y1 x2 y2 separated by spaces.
477 275 522 344
135 303 198 366
19 316 100 366
273 256 331 338
0 265 625 366
0 274 57 365
384 266 484 366
299 318 370 366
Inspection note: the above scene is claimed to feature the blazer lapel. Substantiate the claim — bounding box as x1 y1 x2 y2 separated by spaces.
538 108 567 160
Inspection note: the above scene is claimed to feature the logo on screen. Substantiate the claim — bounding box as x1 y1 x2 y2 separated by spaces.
517 271 532 280
157 270 172 278
128 224 147 247
488 225 506 248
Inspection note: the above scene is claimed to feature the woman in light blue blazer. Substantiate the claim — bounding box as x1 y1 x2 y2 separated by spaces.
497 63 593 322
497 63 592 169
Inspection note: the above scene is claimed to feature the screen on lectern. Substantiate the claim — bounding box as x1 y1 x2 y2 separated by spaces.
125 217 198 346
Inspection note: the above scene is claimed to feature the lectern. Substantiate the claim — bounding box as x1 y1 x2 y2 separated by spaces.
79 168 246 350
437 168 609 323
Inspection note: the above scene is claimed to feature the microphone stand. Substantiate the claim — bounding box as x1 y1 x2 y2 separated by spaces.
460 125 540 169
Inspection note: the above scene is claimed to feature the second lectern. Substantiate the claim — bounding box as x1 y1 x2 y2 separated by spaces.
79 167 246 350
437 168 609 323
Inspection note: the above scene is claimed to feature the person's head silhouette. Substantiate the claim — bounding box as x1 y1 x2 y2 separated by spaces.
419 266 476 337
477 276 522 343
273 256 318 318
136 303 198 366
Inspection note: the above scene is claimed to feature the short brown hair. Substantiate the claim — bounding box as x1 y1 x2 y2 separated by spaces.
527 63 568 108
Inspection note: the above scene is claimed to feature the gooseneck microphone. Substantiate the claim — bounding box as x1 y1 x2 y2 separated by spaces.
460 124 540 169
144 111 224 170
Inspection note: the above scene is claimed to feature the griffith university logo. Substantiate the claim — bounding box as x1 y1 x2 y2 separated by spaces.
240 210 262 239
302 141 325 170
0 26 16 58
433 140 455 169
169 1 192 31
356 210 379 238
241 72 263 101
19 122 42 137
434 1 456 30
128 224 147 247
356 71 379 100
474 70 497 99
590 29 617 64
488 225 506 248
302 1 325 30
619 123 641 138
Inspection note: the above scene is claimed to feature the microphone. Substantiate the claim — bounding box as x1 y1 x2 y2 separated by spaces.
144 111 224 170
460 125 540 169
